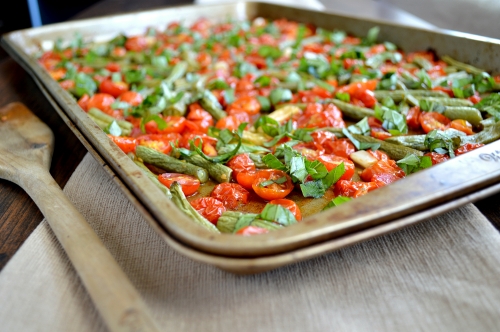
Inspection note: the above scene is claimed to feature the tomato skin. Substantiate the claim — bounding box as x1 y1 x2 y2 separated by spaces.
227 96 261 115
449 119 473 135
424 152 450 165
136 133 180 154
186 103 214 133
297 103 345 128
78 94 90 111
236 170 260 190
323 138 355 159
87 93 116 114
105 62 121 72
99 79 129 98
370 127 392 140
215 115 245 131
455 143 484 156
316 155 355 181
145 116 186 134
158 173 200 196
268 199 302 221
334 180 379 198
406 106 422 130
419 112 451 133
119 91 143 106
107 135 136 154
432 86 454 97
59 79 75 90
211 183 249 209
190 197 226 225
125 36 147 51
360 160 405 186
227 154 256 179
252 170 294 201
235 226 269 235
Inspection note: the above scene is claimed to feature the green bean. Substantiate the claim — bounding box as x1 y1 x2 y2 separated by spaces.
412 57 433 70
200 90 227 121
352 134 424 160
136 145 209 183
216 211 281 233
330 99 375 120
461 120 500 145
170 182 220 233
374 90 449 102
181 154 232 183
163 61 188 86
133 159 172 198
88 107 133 131
443 106 483 126
417 97 473 107
441 55 485 75
384 129 466 151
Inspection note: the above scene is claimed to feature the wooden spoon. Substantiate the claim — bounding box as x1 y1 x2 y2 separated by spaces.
0 102 160 332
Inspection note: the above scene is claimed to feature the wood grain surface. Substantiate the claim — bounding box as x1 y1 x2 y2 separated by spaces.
0 0 498 271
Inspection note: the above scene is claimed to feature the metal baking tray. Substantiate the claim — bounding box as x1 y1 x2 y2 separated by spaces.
3 1 500 263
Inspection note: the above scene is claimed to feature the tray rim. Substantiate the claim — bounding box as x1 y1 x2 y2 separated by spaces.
3 0 500 259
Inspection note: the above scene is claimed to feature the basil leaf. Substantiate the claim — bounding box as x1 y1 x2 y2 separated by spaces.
74 73 97 97
262 154 287 171
254 116 280 136
233 214 259 233
322 162 345 188
207 79 230 90
269 88 293 105
105 120 122 136
335 92 350 102
305 160 328 180
299 180 325 198
140 114 167 133
257 96 271 112
290 156 308 182
397 154 432 175
124 69 146 84
260 204 297 226
364 26 380 46
342 128 380 151
254 75 272 87
424 130 457 158
323 196 352 211
258 45 282 59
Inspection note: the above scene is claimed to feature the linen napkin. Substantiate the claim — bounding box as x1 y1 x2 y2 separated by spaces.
1 152 500 331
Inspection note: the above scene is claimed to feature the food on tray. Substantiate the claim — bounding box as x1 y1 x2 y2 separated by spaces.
36 17 500 235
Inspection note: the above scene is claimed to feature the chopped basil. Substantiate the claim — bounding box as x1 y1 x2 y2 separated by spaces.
269 88 293 105
191 123 246 163
140 113 167 133
258 45 282 59
374 106 408 135
397 154 432 175
74 72 97 97
323 196 352 211
363 26 380 46
424 130 459 158
262 154 287 171
336 92 350 102
474 93 500 121
256 96 271 112
124 69 146 84
105 120 122 136
259 204 297 226
233 213 259 233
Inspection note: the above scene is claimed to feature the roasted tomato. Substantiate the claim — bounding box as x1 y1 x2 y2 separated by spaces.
158 173 200 196
334 180 379 198
211 183 249 209
316 155 355 181
268 199 302 221
145 116 186 134
235 226 269 236
449 119 473 135
323 138 356 159
455 143 484 156
360 160 405 186
227 153 256 179
190 197 226 225
252 170 294 201
420 112 451 133
424 152 450 165
227 96 261 115
87 93 116 114
406 106 422 130
186 103 214 133
119 91 143 106
107 135 136 154
99 79 129 98
124 36 148 51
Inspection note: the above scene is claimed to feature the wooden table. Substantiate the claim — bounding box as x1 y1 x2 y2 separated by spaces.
0 0 499 271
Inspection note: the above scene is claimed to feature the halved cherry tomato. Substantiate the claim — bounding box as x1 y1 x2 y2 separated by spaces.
158 173 200 196
316 155 355 181
87 93 116 114
59 79 75 90
449 119 473 135
235 226 269 235
367 149 390 162
190 197 226 225
297 103 345 128
236 170 260 190
119 91 143 106
455 143 484 156
107 135 136 154
99 79 129 98
227 154 256 179
360 160 405 186
186 103 214 133
211 183 249 209
125 36 148 51
268 199 302 221
371 127 392 140
252 170 293 201
334 180 379 198
105 62 121 72
215 115 244 131
136 133 181 154
227 96 261 115
419 112 451 133
145 116 186 134
78 94 90 111
432 86 454 97
406 106 422 130
424 152 450 165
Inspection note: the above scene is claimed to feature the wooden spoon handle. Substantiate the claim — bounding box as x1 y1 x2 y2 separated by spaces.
19 167 160 332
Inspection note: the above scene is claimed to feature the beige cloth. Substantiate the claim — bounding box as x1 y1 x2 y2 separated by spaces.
1 152 500 331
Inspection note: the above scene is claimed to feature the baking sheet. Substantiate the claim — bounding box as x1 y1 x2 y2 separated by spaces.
2 1 500 260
